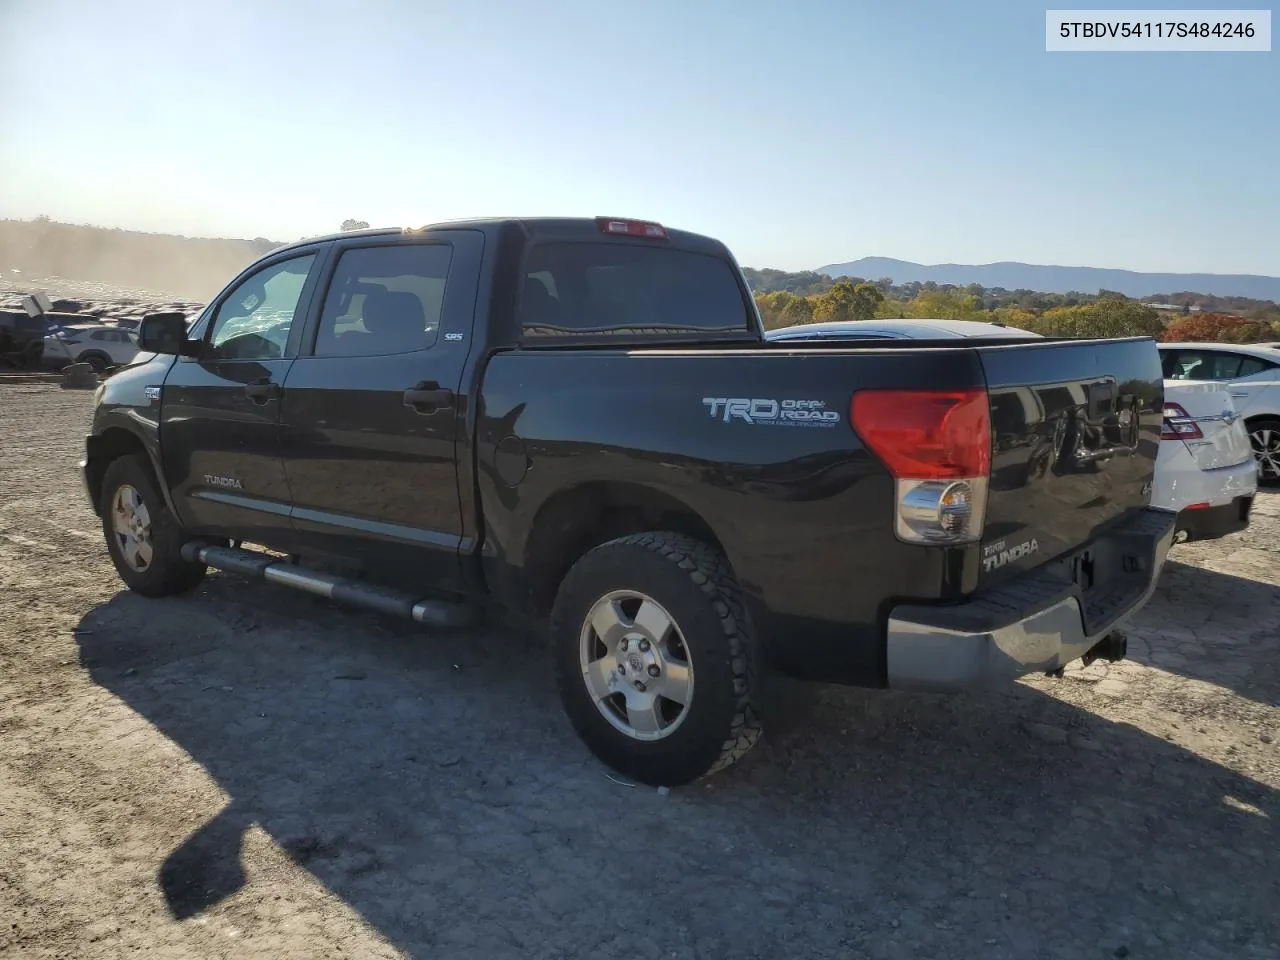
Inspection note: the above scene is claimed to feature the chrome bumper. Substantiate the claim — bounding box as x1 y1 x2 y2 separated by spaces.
885 508 1176 692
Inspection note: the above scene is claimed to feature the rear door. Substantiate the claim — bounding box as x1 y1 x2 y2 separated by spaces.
277 230 484 594
161 248 325 541
978 337 1164 585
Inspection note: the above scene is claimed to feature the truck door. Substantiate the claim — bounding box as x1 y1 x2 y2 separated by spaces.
161 249 326 542
277 231 484 594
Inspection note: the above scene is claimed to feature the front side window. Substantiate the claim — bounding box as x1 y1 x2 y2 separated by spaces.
519 242 751 337
313 244 452 357
207 254 316 361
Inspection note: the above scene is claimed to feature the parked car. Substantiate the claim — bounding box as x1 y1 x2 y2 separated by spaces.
766 318 1044 342
43 324 141 372
1160 342 1280 482
81 217 1176 785
1156 381 1257 540
0 310 47 369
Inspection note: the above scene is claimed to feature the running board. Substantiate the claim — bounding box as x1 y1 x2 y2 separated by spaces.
181 542 480 629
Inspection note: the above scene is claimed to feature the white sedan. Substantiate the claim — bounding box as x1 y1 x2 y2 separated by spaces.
1157 380 1258 542
1160 341 1280 483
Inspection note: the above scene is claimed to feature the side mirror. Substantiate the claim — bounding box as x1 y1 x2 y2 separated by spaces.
139 312 200 357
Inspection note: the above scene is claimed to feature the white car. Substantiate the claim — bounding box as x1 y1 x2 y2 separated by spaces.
43 324 141 372
1156 380 1258 541
1159 341 1280 482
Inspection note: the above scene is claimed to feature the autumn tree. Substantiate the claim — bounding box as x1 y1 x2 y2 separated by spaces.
1161 313 1277 343
780 294 815 326
754 291 820 329
813 280 884 323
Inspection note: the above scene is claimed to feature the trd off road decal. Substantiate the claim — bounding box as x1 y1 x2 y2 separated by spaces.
702 397 840 427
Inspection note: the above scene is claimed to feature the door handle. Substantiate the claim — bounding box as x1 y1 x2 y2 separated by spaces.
1230 392 1249 398
403 381 454 413
244 379 281 403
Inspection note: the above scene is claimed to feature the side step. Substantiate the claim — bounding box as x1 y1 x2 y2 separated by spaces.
181 542 480 629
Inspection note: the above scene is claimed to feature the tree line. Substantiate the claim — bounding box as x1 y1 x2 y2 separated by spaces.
753 279 1280 343
743 267 1280 329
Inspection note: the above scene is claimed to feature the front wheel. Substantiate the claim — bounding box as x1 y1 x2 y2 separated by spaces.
77 352 109 373
550 532 762 786
1248 417 1280 485
99 454 208 596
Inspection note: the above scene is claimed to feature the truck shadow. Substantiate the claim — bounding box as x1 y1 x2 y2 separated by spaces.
74 578 1279 959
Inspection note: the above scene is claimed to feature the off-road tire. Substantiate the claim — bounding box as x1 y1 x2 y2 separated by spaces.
100 454 207 597
550 532 762 786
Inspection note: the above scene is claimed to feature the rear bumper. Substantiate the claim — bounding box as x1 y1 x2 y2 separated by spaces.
885 507 1176 692
1175 494 1253 542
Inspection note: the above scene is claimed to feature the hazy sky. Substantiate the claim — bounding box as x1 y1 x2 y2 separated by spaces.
1 0 1275 273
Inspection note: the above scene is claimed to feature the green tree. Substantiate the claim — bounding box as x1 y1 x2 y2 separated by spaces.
341 219 370 231
1023 299 1163 339
906 289 984 321
875 297 908 319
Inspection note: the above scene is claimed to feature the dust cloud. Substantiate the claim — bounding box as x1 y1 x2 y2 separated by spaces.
0 218 282 300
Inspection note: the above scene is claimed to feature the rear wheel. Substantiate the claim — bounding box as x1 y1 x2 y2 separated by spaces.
1248 417 1280 484
550 532 761 786
100 454 207 596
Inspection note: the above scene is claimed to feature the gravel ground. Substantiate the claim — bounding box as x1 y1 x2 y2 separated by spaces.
1 382 1277 960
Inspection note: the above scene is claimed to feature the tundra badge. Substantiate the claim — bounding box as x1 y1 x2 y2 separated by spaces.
982 537 1040 573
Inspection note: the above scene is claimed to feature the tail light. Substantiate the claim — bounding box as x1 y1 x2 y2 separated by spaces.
596 217 668 239
851 389 991 544
1161 403 1203 440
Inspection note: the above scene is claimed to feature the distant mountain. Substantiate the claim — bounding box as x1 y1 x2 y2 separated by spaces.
816 257 1280 301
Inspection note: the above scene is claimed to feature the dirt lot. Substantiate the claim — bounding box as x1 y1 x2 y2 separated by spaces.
1 381 1277 960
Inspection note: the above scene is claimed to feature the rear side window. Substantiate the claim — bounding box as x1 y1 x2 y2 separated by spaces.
314 244 452 357
519 242 750 338
1237 357 1272 377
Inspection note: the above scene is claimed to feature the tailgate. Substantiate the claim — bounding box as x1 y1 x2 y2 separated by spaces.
1163 379 1253 470
978 338 1163 586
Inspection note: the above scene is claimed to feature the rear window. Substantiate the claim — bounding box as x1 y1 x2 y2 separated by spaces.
519 242 750 338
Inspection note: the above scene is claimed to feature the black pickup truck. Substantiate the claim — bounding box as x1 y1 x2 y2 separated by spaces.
82 217 1176 785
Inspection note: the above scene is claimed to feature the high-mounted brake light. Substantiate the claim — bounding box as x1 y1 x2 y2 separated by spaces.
851 389 991 545
1161 402 1203 440
596 217 668 239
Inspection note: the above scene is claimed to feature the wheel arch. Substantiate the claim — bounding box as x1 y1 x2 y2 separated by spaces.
75 349 112 366
85 426 175 517
522 481 733 618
